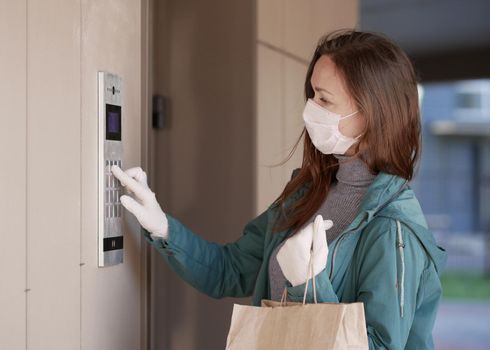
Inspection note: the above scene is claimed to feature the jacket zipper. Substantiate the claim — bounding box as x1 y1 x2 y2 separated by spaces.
329 226 357 279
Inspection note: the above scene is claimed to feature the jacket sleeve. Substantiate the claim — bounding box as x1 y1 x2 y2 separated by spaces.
285 218 427 350
354 218 427 349
142 207 269 299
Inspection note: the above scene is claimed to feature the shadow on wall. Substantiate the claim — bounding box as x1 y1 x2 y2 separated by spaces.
152 0 256 349
191 0 255 348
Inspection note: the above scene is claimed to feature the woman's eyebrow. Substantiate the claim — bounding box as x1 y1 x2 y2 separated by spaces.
313 86 333 96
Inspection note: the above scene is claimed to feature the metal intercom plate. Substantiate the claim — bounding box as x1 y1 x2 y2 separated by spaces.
98 72 124 267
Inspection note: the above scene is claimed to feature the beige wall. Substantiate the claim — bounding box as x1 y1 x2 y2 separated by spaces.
148 0 358 349
256 0 359 212
0 1 27 348
0 0 147 349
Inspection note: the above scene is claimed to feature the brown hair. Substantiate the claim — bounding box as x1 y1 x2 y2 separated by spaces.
271 28 422 236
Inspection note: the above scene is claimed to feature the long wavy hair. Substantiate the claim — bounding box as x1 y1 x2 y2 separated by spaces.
271 29 422 236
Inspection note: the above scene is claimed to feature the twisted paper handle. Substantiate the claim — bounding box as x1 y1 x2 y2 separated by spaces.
280 247 318 306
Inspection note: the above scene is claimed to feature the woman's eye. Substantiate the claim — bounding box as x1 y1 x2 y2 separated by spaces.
320 98 329 104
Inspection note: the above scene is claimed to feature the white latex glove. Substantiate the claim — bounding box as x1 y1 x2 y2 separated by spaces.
276 215 333 287
111 165 169 240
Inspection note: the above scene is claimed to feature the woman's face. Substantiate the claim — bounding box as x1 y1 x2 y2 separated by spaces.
310 55 366 156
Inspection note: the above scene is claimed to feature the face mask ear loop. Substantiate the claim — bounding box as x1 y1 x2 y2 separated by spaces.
342 110 359 119
341 111 362 141
354 132 364 140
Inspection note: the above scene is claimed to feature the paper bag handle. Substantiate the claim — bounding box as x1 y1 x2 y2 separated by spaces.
280 249 318 306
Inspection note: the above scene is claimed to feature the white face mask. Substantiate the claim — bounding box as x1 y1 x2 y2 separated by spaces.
302 98 362 155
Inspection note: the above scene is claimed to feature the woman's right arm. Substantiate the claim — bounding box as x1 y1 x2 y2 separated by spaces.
142 169 303 299
143 207 270 299
112 164 298 300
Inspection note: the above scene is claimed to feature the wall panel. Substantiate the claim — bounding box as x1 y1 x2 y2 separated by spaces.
80 1 142 349
0 1 27 348
26 0 81 348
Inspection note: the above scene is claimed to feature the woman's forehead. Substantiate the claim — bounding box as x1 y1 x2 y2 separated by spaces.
311 56 348 98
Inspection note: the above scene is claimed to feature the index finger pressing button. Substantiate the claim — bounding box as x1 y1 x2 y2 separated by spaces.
111 165 148 200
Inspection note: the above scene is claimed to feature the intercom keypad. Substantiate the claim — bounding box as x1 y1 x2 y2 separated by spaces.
105 159 122 219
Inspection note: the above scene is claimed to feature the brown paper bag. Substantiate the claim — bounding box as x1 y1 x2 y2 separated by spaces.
225 252 369 349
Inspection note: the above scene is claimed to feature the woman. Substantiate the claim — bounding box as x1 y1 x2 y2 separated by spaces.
112 29 447 349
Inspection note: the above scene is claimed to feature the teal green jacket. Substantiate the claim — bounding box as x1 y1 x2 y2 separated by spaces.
143 170 447 349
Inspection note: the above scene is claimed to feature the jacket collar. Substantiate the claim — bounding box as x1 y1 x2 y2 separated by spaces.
338 171 409 233
359 172 409 218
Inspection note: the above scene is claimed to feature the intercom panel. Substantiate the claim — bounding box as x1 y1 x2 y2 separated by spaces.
97 71 124 267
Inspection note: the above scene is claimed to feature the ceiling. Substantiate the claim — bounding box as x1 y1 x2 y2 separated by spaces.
360 0 490 80
361 0 490 56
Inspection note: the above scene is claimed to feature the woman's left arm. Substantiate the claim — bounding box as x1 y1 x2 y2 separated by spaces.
354 218 427 349
285 218 428 349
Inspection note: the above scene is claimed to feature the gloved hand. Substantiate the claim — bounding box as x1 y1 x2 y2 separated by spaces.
111 165 169 240
276 215 333 287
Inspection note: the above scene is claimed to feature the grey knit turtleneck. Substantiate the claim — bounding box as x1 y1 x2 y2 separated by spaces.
267 153 377 301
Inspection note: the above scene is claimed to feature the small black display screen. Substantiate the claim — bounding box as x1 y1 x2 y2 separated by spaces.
106 104 122 141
